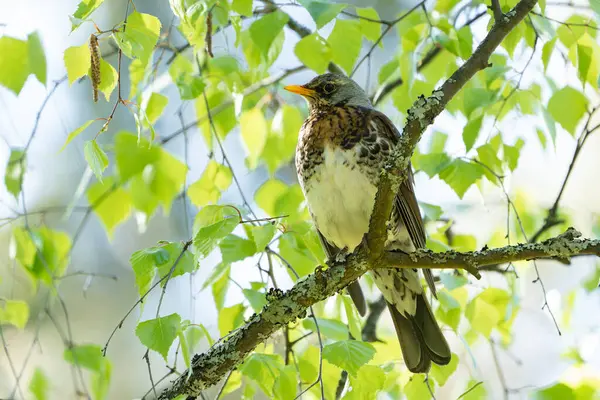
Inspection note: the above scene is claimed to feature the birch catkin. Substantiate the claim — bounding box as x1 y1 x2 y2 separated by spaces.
89 34 101 102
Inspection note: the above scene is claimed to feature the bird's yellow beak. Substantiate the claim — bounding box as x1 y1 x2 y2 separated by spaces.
284 85 316 97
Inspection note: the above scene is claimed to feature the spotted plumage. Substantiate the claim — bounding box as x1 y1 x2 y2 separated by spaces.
286 73 451 373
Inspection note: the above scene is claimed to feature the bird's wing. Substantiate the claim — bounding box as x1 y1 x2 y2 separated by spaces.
316 229 367 316
366 109 437 298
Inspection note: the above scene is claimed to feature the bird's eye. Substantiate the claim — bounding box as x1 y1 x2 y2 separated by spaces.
323 83 335 94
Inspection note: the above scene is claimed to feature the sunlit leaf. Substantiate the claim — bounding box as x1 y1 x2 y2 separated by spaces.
323 340 375 376
547 86 588 135
241 108 268 169
4 148 25 199
64 42 91 85
0 299 29 329
98 58 117 101
87 177 132 237
193 205 240 257
188 161 232 207
29 368 49 400
295 34 332 74
71 0 105 30
249 11 289 56
84 140 108 181
328 19 362 75
113 12 161 62
136 313 181 360
218 303 245 336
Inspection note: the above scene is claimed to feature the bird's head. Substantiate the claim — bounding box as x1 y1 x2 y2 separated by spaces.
284 73 372 111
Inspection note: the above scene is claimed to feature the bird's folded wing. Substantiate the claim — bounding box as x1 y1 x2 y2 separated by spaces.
368 110 437 298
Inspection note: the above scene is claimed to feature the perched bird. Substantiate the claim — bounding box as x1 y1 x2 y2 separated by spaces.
285 73 451 373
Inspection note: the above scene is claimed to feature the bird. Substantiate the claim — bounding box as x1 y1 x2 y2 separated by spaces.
285 73 451 373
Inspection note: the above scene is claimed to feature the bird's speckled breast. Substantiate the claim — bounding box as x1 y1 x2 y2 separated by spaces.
295 106 394 251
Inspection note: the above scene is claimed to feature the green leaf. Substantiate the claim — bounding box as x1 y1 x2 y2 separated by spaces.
463 88 494 118
218 304 245 336
11 227 71 287
0 36 30 94
0 299 29 329
295 34 332 74
247 224 277 251
113 12 161 62
144 92 168 124
438 159 484 198
503 139 524 171
4 148 25 199
64 42 91 85
322 340 375 376
462 116 482 152
84 140 108 181
298 0 346 28
219 235 257 263
64 344 105 371
274 365 297 400
356 8 381 41
547 86 588 135
129 59 148 98
542 38 556 72
193 205 240 257
97 58 118 101
241 108 268 169
430 353 459 386
136 313 181 360
27 32 46 86
328 19 362 74
243 289 267 312
188 161 232 207
169 55 205 100
439 272 468 290
87 177 132 237
249 11 289 56
404 375 431 400
61 120 94 151
29 368 49 400
533 383 575 400
71 0 105 30
465 288 511 337
303 318 350 341
460 380 486 399
342 295 361 340
211 264 230 311
240 353 284 396
343 365 385 400
232 0 252 16
420 202 443 221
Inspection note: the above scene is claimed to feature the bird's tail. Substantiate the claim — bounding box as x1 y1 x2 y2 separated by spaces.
387 294 451 373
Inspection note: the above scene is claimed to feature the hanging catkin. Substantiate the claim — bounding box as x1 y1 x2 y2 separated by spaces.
89 34 101 102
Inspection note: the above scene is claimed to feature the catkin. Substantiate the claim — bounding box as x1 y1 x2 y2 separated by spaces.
89 34 101 102
205 11 214 58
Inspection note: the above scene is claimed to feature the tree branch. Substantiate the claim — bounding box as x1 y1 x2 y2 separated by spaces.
159 0 544 396
160 228 598 398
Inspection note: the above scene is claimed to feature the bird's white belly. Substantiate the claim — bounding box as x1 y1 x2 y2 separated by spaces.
303 146 378 252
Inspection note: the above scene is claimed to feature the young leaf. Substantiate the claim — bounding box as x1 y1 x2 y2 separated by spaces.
84 140 108 181
64 344 106 371
438 159 484 198
356 8 381 41
248 223 277 251
240 353 284 397
295 34 332 74
240 108 268 169
71 0 105 31
64 42 91 85
344 365 385 399
188 161 232 207
29 368 49 400
232 0 252 16
298 0 346 28
4 149 25 199
243 289 267 312
303 318 349 341
462 116 482 152
87 177 132 237
322 340 375 376
0 299 29 329
144 92 168 124
136 313 182 360
61 120 95 151
249 11 289 57
0 36 29 94
342 295 361 340
219 234 257 263
27 32 47 86
193 205 240 257
274 365 297 400
328 19 362 75
218 303 245 336
113 12 161 62
98 58 117 101
547 86 588 135
430 353 459 386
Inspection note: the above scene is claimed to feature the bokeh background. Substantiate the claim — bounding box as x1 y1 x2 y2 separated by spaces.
1 0 599 399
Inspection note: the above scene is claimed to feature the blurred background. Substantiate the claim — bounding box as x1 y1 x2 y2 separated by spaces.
0 0 599 399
